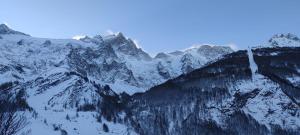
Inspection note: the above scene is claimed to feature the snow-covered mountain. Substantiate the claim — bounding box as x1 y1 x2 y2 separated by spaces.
1 24 300 135
0 24 233 135
128 46 300 135
266 33 300 47
0 24 233 94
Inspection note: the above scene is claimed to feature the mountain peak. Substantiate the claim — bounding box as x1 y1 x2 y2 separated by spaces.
116 32 124 37
0 24 29 36
271 33 299 40
0 24 9 30
0 24 12 34
93 35 103 40
268 33 300 47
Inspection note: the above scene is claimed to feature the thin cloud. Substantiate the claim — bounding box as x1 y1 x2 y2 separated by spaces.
227 43 238 51
3 22 10 27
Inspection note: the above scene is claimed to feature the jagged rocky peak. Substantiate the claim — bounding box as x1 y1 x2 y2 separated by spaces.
0 24 11 34
79 35 103 44
103 32 131 47
268 33 300 47
104 32 127 45
0 24 29 36
93 34 103 41
103 32 152 60
118 38 152 60
76 32 152 60
116 32 126 40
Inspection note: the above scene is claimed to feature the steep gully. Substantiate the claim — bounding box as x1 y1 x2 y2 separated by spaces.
247 47 259 81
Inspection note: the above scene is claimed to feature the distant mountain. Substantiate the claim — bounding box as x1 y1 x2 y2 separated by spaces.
267 33 300 47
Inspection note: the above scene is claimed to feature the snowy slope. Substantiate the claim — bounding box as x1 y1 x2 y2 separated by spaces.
0 24 233 135
2 23 299 135
129 47 300 135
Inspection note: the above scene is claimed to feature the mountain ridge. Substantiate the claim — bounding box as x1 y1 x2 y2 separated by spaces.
1 24 300 135
0 24 234 94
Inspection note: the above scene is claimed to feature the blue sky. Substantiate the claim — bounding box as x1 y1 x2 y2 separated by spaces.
1 0 300 55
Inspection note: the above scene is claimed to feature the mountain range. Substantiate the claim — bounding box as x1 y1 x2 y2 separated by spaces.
0 24 299 135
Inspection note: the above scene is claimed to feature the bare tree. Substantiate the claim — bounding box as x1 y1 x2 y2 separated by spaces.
0 83 29 135
0 111 28 135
